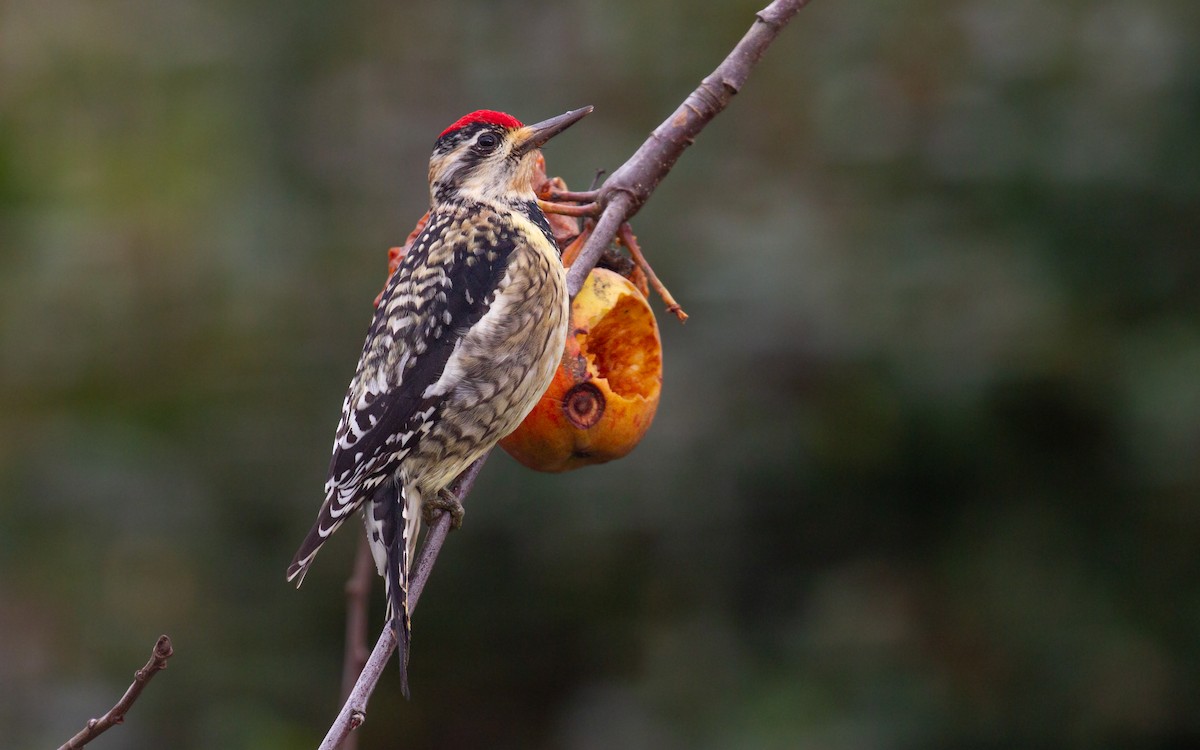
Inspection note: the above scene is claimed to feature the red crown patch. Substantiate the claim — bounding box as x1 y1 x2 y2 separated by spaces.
439 110 524 139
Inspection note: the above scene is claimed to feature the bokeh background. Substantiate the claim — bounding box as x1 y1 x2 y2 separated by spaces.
2 0 1198 747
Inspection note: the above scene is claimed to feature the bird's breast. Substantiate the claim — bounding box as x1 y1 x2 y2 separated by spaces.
404 206 569 491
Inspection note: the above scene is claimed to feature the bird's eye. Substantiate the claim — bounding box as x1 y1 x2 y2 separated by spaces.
474 133 499 153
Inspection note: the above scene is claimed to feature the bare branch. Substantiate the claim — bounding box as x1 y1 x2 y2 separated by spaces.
619 223 687 321
320 0 810 744
546 188 599 203
538 199 600 218
564 193 632 297
57 635 174 750
567 0 811 288
321 458 487 749
336 533 376 750
342 536 375 703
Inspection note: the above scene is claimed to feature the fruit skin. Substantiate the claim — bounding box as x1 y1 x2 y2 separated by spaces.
500 268 662 472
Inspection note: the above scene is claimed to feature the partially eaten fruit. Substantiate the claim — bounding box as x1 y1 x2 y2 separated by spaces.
380 155 670 473
500 268 662 472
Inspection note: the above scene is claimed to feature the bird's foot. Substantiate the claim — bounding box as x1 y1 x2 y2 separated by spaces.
423 489 465 530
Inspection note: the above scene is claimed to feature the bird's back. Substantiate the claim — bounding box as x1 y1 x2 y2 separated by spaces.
393 198 569 494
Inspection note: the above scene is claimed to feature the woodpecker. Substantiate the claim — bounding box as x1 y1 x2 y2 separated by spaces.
287 106 592 696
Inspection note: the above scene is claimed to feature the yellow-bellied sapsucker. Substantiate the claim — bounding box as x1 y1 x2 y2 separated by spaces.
287 106 592 696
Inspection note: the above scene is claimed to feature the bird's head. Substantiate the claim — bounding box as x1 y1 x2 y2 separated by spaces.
428 106 592 205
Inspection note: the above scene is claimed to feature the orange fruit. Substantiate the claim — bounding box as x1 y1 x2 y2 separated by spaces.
500 268 662 472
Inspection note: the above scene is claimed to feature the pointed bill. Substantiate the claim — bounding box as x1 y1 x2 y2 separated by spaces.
511 106 594 155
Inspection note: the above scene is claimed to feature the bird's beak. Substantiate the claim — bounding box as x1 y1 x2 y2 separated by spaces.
512 106 594 156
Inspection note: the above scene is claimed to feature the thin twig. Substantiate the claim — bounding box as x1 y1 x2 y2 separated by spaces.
321 458 487 750
537 199 600 218
565 193 632 297
57 635 174 750
619 223 687 321
567 0 811 288
546 188 599 203
320 0 810 745
340 534 375 712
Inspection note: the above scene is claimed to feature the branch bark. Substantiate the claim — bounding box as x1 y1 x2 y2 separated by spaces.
321 0 810 745
566 0 810 294
320 457 487 750
341 535 375 703
335 533 376 750
57 635 174 750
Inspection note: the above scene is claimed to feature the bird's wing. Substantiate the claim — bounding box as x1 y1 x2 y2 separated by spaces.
286 204 521 582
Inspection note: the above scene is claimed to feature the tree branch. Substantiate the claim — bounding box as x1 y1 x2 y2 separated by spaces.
566 0 810 291
335 534 376 750
320 457 487 750
618 223 687 321
342 535 375 702
57 635 174 750
321 0 810 744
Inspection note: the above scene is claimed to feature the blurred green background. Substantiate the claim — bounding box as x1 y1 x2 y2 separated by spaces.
2 0 1198 747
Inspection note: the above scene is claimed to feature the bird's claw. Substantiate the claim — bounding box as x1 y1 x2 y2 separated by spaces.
423 489 465 529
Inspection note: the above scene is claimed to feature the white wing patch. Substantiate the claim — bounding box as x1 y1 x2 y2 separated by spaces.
417 277 514 401
421 338 469 399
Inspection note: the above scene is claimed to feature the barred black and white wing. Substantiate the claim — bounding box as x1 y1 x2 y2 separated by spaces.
286 205 522 585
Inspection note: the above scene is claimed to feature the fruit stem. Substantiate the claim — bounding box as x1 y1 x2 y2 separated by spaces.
539 200 601 218
618 223 688 322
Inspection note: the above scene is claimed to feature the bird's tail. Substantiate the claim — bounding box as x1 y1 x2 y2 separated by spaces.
380 482 422 699
287 485 360 586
